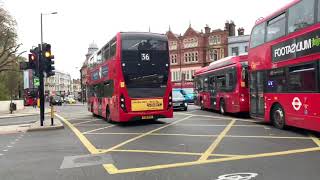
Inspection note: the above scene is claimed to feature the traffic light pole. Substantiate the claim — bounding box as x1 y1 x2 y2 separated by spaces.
39 14 45 126
38 44 45 126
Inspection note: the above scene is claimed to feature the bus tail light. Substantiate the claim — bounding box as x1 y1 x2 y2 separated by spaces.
168 92 172 109
120 94 127 112
240 94 245 102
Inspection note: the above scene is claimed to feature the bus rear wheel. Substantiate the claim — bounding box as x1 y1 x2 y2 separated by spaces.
271 104 286 129
105 106 112 123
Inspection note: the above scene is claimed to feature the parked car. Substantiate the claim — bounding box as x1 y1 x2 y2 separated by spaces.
173 88 195 103
65 97 76 104
172 90 188 111
51 96 63 106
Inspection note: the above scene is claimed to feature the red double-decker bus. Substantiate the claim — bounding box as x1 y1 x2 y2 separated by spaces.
194 55 249 115
86 32 173 122
23 88 37 106
248 0 320 131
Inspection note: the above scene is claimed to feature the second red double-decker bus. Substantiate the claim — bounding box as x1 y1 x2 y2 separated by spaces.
86 32 173 122
23 88 37 106
248 0 320 131
194 55 249 115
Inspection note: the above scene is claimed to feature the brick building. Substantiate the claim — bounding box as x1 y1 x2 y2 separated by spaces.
166 21 236 88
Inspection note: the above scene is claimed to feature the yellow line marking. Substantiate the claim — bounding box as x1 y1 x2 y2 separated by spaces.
86 132 142 135
104 147 320 174
102 149 242 157
177 113 256 122
107 149 203 156
73 124 111 126
198 119 236 161
152 133 217 137
102 116 193 153
73 119 100 125
175 124 265 127
104 164 118 174
55 114 99 154
83 125 115 134
84 132 312 140
226 135 312 140
310 135 320 147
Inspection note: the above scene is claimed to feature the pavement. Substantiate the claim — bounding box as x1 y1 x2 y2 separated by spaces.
0 106 42 120
0 104 320 180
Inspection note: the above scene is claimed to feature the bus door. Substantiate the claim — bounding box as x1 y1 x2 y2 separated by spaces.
250 71 265 117
208 76 217 109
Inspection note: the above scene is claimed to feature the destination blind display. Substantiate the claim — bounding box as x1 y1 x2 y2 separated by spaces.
272 29 320 62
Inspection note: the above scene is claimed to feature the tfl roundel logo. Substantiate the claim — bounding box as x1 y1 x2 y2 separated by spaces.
292 97 302 111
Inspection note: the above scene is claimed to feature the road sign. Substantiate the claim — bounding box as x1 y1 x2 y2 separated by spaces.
34 77 40 87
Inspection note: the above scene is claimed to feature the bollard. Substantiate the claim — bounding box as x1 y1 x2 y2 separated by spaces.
51 105 54 126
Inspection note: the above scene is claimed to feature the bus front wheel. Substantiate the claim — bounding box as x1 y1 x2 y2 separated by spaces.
271 104 286 129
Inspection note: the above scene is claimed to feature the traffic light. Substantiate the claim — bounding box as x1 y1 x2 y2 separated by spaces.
42 43 55 77
19 47 40 75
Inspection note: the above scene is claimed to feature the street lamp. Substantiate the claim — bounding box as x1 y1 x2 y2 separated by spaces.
39 11 57 126
41 12 58 47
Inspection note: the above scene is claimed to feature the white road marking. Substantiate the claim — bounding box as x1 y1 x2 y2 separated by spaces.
3 149 8 152
7 146 12 148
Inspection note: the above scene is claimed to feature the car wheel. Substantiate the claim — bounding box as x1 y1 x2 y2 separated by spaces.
220 99 226 115
271 104 286 129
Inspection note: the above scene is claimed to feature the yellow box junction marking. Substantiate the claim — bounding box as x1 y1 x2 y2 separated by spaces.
102 116 193 153
198 119 236 161
56 113 320 175
310 134 320 147
55 114 100 154
103 147 320 174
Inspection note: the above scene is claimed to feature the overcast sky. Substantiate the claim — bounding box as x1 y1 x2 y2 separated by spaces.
3 0 292 79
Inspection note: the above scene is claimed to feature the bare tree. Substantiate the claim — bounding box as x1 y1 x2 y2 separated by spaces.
0 6 23 73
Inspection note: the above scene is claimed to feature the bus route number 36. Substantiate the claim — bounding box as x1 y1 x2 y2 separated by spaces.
141 53 150 61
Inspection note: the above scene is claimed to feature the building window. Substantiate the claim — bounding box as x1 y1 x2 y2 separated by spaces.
195 52 198 61
170 54 177 64
209 35 221 45
210 49 218 61
245 46 248 52
232 47 239 56
183 38 198 48
169 41 178 50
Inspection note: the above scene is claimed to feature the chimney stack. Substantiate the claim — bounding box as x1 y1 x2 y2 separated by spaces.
204 24 211 34
229 20 236 36
238 27 245 36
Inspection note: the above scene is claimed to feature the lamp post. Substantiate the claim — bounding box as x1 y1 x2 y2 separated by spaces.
39 11 57 126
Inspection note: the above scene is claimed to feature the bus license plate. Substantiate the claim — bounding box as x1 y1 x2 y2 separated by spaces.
131 99 163 111
142 115 153 120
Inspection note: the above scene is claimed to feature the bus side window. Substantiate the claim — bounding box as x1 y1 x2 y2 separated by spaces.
104 80 114 97
241 67 249 88
203 78 209 91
